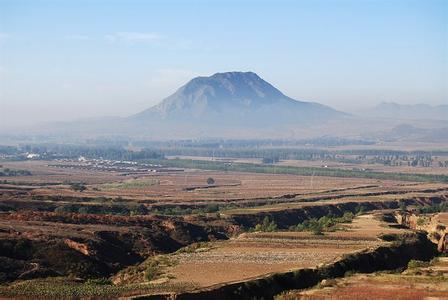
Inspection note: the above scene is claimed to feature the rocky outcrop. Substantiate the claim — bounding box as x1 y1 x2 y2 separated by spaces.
395 211 448 253
394 212 419 229
64 238 92 256
438 232 447 252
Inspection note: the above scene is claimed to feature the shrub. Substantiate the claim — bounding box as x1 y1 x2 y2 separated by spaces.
254 216 278 232
379 233 398 242
291 213 355 233
78 207 91 214
70 182 87 192
204 204 219 213
407 259 429 269
312 228 324 235
54 204 78 214
144 261 160 281
416 217 425 226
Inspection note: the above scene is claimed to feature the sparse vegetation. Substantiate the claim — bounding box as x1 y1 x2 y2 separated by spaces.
0 168 31 176
417 217 426 226
417 202 448 214
289 212 355 233
144 260 161 281
69 182 87 192
253 216 278 232
175 242 212 254
152 203 220 216
407 259 430 269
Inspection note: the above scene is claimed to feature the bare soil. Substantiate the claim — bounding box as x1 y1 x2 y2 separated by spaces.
163 214 408 288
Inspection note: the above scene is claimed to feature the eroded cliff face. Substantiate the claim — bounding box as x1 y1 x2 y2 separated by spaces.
231 195 448 229
0 212 229 282
438 232 447 252
395 212 419 229
394 211 448 253
1 195 446 283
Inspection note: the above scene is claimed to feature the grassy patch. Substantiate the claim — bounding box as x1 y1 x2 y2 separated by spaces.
289 212 355 233
407 259 430 269
114 254 178 285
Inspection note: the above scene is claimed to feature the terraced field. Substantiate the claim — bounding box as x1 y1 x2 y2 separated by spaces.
125 214 409 290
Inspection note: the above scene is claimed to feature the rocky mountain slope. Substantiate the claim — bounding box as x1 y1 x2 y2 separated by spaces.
131 72 345 127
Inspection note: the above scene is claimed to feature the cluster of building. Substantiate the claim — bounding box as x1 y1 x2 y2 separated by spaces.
50 157 182 174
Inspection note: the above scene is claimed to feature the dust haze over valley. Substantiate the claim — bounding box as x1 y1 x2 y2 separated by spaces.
1 1 448 299
1 70 447 142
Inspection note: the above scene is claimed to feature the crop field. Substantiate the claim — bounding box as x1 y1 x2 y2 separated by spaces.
2 160 448 206
122 214 409 290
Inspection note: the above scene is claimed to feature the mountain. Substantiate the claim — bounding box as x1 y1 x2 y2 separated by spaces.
2 72 351 140
131 72 345 127
361 102 448 121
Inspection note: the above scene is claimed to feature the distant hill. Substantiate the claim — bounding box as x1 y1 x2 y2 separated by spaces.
130 72 345 127
361 102 448 120
378 124 448 142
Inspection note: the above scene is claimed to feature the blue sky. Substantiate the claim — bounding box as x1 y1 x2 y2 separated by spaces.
0 0 447 127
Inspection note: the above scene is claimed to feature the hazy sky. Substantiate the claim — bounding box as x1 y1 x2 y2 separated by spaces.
0 0 447 128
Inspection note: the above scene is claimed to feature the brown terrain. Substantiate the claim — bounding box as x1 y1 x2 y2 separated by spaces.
0 158 447 298
276 213 448 300
278 257 448 300
162 214 409 288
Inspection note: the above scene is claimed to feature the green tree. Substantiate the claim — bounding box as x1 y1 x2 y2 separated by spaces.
70 182 86 192
254 216 278 232
206 177 215 185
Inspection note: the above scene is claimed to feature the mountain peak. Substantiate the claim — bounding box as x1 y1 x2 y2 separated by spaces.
210 71 260 79
183 71 285 100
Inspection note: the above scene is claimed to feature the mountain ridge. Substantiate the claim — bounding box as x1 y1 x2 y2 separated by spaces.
360 102 448 120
